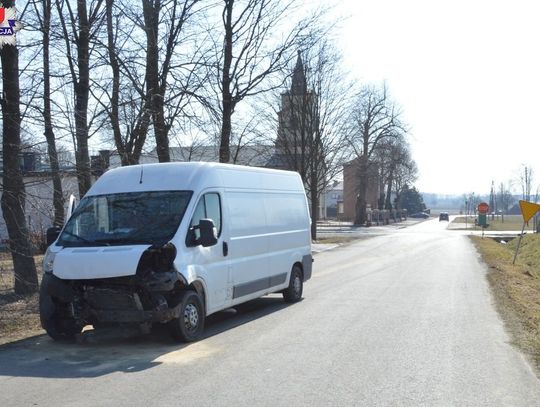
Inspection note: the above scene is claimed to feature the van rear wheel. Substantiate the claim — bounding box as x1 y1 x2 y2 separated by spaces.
283 265 303 303
168 290 205 342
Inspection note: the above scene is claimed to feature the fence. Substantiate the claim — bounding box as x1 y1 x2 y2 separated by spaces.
366 209 408 226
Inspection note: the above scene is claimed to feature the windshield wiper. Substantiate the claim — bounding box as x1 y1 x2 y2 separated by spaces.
93 237 153 245
61 230 109 246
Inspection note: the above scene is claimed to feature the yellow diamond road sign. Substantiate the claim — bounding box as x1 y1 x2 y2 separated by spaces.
519 200 540 223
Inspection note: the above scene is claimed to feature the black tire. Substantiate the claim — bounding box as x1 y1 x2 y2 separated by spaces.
283 265 303 303
39 293 82 341
168 290 205 342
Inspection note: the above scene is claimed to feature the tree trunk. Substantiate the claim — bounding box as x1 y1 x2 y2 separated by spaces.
219 0 234 163
354 156 368 225
384 173 394 210
43 0 64 226
131 107 152 164
143 0 170 163
105 0 127 165
310 166 318 240
153 97 170 162
355 188 367 225
0 24 38 294
74 0 92 198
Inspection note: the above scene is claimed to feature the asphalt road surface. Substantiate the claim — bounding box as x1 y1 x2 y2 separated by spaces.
1 219 540 406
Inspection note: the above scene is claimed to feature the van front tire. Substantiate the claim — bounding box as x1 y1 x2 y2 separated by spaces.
283 265 303 303
168 290 205 342
39 295 82 341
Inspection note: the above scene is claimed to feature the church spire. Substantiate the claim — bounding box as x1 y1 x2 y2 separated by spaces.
290 50 307 95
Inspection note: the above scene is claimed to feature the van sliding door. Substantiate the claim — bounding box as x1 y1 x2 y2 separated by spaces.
227 191 271 301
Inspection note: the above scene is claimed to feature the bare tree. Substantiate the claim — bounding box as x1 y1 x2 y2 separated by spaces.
30 0 65 226
55 0 105 197
347 84 405 225
392 146 417 210
497 182 515 214
94 0 208 164
373 137 415 210
0 0 38 294
217 0 320 163
143 0 207 162
95 0 150 165
519 164 533 202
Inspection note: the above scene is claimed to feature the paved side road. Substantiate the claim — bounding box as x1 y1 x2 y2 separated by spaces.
0 218 539 406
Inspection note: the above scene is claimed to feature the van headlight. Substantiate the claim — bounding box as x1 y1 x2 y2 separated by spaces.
43 249 56 274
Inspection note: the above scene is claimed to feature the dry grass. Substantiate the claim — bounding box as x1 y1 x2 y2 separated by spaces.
471 235 540 372
0 294 42 345
454 215 533 231
313 236 360 245
0 254 44 345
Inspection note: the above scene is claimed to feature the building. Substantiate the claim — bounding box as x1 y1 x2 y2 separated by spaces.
324 180 343 219
0 149 104 243
0 172 83 243
270 51 317 173
342 158 380 221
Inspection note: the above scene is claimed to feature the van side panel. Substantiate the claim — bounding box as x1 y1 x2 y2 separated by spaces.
264 192 311 282
225 186 311 305
226 190 270 299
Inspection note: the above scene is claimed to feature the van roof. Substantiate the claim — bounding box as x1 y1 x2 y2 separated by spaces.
86 162 304 196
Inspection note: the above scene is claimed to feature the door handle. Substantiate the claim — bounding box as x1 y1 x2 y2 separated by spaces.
223 241 229 257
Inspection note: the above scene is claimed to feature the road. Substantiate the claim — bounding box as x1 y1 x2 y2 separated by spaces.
1 219 540 406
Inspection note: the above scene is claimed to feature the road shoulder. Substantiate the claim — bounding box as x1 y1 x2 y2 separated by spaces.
471 235 540 377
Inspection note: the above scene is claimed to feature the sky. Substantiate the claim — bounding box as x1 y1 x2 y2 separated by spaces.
329 0 540 195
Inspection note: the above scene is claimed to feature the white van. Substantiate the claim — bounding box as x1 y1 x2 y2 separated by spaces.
40 162 312 342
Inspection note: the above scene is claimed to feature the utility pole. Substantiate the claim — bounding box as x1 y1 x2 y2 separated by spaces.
489 181 495 220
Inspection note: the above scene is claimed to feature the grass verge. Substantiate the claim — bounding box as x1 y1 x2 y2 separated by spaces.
471 234 540 373
0 293 42 345
454 215 533 231
0 255 44 345
313 236 360 245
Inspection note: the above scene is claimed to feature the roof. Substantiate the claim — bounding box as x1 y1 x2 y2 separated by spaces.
290 51 307 95
86 162 304 196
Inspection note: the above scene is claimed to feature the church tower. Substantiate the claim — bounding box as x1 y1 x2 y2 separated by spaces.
273 51 316 172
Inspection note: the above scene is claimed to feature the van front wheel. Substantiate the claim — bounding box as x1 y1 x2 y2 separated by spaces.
39 295 82 341
168 290 205 342
283 265 303 303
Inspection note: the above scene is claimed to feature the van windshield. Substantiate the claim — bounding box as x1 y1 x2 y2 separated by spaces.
58 191 192 247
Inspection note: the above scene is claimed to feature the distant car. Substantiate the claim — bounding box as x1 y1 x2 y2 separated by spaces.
439 212 449 221
410 212 430 219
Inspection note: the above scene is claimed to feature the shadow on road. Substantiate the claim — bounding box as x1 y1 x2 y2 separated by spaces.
0 296 291 379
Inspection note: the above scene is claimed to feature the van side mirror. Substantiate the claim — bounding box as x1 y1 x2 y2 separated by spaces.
46 226 61 247
199 219 218 247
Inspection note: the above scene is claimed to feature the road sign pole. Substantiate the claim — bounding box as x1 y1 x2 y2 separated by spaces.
512 222 526 265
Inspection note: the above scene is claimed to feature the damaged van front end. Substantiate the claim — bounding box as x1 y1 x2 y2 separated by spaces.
40 243 189 340
39 188 202 341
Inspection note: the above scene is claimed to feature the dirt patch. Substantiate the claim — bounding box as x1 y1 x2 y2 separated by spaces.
471 235 540 375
